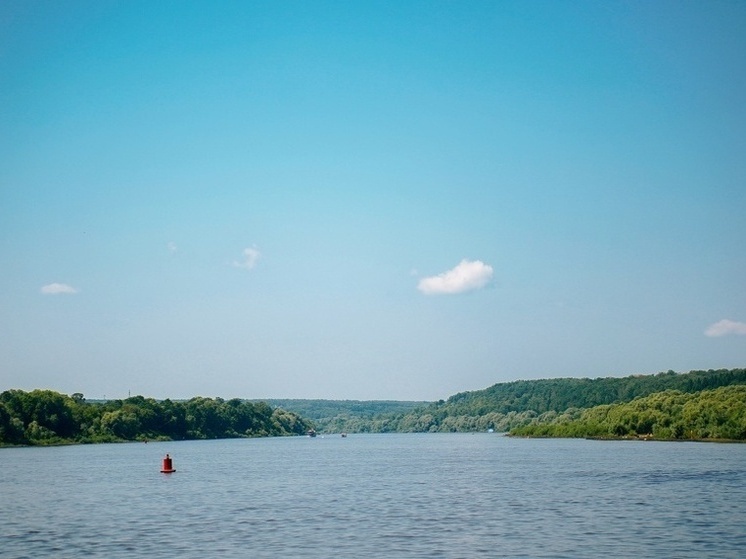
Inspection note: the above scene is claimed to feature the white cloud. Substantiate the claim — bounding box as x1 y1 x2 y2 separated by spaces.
233 246 261 270
417 259 493 295
167 241 177 253
704 319 746 337
41 283 78 295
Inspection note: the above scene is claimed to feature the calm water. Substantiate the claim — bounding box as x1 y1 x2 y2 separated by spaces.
2 434 745 558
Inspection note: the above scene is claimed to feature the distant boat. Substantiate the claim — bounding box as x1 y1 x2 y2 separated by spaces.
307 429 317 438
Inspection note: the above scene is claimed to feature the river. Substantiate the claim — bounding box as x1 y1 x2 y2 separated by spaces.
2 433 744 558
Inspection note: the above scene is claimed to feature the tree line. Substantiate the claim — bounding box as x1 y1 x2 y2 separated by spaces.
509 385 746 440
306 368 746 437
261 399 427 422
0 390 314 446
3 368 744 444
438 368 746 416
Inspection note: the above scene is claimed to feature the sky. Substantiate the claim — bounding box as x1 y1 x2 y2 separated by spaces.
1 1 745 401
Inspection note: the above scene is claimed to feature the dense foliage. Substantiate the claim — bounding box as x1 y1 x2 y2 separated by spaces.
439 368 746 416
3 368 744 444
373 368 746 434
261 399 428 433
0 390 313 446
299 369 746 436
262 399 428 421
509 385 746 440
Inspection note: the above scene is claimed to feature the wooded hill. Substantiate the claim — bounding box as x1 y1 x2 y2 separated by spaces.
308 368 746 437
440 368 746 416
259 399 428 420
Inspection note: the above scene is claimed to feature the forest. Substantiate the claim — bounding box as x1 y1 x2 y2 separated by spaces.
303 368 746 439
261 398 426 433
3 368 745 445
509 385 746 440
0 390 313 446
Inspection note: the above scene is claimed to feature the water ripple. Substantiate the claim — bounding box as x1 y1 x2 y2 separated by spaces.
2 435 745 558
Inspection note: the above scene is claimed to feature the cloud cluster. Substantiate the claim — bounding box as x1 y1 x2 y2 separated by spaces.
41 283 78 295
233 246 261 270
418 259 493 295
704 319 746 337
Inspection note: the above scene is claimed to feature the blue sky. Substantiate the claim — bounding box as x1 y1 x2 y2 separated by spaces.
1 1 745 401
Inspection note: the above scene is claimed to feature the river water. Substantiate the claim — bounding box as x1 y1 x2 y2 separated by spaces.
2 434 744 558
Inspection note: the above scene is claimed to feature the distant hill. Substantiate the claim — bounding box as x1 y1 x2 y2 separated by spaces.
438 368 746 416
315 368 746 434
258 399 429 431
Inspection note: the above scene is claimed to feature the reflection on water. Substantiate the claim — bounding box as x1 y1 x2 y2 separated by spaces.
2 434 745 558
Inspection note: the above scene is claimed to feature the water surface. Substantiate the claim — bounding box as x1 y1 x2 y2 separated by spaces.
2 434 744 558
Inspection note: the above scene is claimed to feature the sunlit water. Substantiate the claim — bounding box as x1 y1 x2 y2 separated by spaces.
2 434 745 558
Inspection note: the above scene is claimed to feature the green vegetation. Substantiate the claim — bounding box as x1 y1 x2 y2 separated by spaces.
510 385 746 441
0 390 313 446
377 368 746 436
3 368 745 444
260 399 428 433
434 368 746 416
294 368 746 439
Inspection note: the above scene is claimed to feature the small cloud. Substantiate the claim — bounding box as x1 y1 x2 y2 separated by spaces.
167 241 177 253
704 319 746 337
233 246 261 270
417 259 493 295
41 283 78 295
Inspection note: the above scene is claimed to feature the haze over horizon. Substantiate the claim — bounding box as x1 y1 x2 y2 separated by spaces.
2 1 745 401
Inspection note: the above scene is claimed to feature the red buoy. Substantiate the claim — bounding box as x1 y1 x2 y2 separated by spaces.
160 453 176 473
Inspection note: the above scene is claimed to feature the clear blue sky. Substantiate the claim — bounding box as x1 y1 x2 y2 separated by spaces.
2 1 744 401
